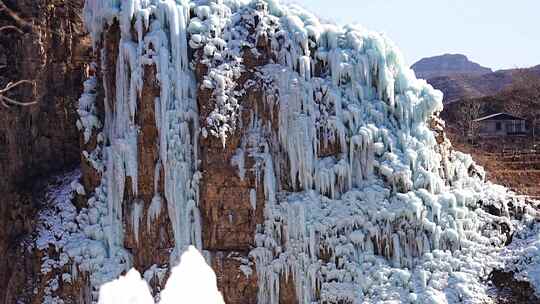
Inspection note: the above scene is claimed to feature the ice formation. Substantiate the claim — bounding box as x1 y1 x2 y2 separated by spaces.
36 171 85 304
36 0 540 303
77 75 101 144
39 0 205 299
36 169 132 302
85 0 203 260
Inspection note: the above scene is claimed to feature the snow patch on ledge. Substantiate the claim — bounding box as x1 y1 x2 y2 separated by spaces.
36 169 132 302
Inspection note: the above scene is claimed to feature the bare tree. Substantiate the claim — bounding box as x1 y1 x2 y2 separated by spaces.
456 99 482 144
503 94 525 118
509 68 540 145
0 24 22 33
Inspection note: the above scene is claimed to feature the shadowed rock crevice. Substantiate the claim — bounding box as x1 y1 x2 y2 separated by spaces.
0 0 90 302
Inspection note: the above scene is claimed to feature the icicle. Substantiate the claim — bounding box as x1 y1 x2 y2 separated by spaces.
231 148 246 181
77 76 100 144
147 195 162 228
132 200 144 244
250 189 257 211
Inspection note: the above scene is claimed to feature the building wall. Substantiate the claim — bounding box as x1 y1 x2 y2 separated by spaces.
478 119 527 136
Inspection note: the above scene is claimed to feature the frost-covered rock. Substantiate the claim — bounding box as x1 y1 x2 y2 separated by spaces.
502 220 540 296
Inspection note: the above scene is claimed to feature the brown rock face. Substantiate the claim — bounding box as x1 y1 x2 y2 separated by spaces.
489 269 540 304
0 0 90 302
200 134 259 251
211 252 258 304
198 86 266 304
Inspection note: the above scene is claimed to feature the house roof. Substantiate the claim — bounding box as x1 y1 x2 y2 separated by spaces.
474 112 526 122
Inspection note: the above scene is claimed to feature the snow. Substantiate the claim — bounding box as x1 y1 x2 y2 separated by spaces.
97 246 225 304
35 170 128 302
98 269 154 304
160 246 225 304
501 219 540 296
36 171 82 302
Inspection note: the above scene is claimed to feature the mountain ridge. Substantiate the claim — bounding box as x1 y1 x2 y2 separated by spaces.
412 53 492 80
412 54 540 103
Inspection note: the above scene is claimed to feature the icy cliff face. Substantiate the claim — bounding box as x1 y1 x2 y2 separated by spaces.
32 0 538 303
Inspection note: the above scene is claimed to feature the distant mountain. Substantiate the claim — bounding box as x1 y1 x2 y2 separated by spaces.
425 71 513 103
412 54 540 103
412 54 492 79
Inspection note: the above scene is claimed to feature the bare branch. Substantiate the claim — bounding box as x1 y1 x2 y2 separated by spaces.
0 25 23 34
0 80 34 93
0 0 31 29
1 95 37 107
0 80 37 109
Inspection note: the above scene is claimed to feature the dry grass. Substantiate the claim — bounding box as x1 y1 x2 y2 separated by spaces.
450 132 540 199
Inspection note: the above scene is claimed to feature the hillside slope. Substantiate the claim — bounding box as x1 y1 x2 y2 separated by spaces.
413 54 540 103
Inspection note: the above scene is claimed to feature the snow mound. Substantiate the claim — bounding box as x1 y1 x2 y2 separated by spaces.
160 246 225 304
98 269 154 304
98 246 225 304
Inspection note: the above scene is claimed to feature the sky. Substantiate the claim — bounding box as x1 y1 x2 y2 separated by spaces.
283 0 540 71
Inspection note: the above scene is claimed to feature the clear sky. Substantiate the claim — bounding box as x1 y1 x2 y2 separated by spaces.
283 0 540 71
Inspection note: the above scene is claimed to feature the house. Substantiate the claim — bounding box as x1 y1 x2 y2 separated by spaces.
474 113 528 137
